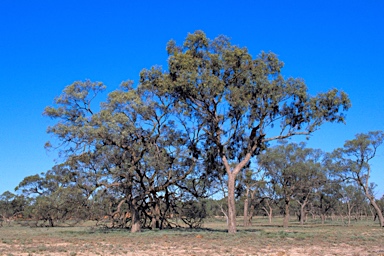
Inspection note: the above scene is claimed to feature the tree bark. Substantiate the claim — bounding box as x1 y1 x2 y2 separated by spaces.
299 204 306 225
361 179 384 227
131 207 141 233
283 198 290 228
151 202 160 230
227 174 237 233
243 197 249 227
346 202 354 226
368 196 384 227
262 202 273 224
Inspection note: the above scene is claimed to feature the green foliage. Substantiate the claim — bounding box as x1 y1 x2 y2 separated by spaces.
258 142 329 226
329 131 384 186
142 31 350 171
15 165 91 226
328 131 384 226
0 191 29 221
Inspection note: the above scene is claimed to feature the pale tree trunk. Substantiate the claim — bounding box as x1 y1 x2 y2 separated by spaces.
296 198 309 225
227 174 237 233
357 165 384 227
360 178 384 227
244 185 257 227
219 203 228 225
347 202 354 226
299 204 306 225
222 145 253 233
243 189 256 227
247 204 256 226
268 207 273 224
262 201 273 224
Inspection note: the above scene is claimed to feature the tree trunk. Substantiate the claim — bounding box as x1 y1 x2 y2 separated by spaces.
369 206 375 221
227 174 237 233
283 198 290 228
321 214 325 225
300 204 305 225
368 196 384 227
243 194 249 227
151 203 160 230
48 217 54 227
268 207 273 224
262 203 273 224
243 198 248 227
248 204 255 226
131 207 141 233
347 202 354 226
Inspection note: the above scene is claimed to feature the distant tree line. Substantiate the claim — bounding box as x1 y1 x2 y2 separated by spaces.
2 31 383 232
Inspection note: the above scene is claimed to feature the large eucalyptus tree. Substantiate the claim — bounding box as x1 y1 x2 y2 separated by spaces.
140 31 350 233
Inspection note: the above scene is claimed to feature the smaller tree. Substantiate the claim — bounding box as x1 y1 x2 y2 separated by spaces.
237 168 263 227
329 131 384 227
0 191 28 225
258 180 278 224
313 180 342 224
15 166 90 227
259 142 325 227
339 184 365 225
0 191 16 224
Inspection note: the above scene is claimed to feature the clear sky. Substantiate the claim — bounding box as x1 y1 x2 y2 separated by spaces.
1 1 383 197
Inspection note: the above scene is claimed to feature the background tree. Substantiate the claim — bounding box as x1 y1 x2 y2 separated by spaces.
140 30 351 233
313 180 342 224
339 184 366 225
329 131 384 227
0 191 17 225
258 179 278 224
237 168 261 227
258 142 325 227
0 191 28 225
16 166 89 227
292 149 326 225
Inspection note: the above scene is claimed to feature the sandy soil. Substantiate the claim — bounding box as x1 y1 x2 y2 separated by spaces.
1 233 384 255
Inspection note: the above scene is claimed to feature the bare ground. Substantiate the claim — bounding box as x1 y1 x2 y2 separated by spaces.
1 219 384 255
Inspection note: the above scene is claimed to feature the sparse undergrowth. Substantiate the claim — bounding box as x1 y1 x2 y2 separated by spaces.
1 217 383 256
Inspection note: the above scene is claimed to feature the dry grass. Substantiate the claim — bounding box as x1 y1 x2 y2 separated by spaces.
1 217 384 255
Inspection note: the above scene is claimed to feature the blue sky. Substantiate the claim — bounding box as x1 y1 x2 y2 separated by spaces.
1 1 383 197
